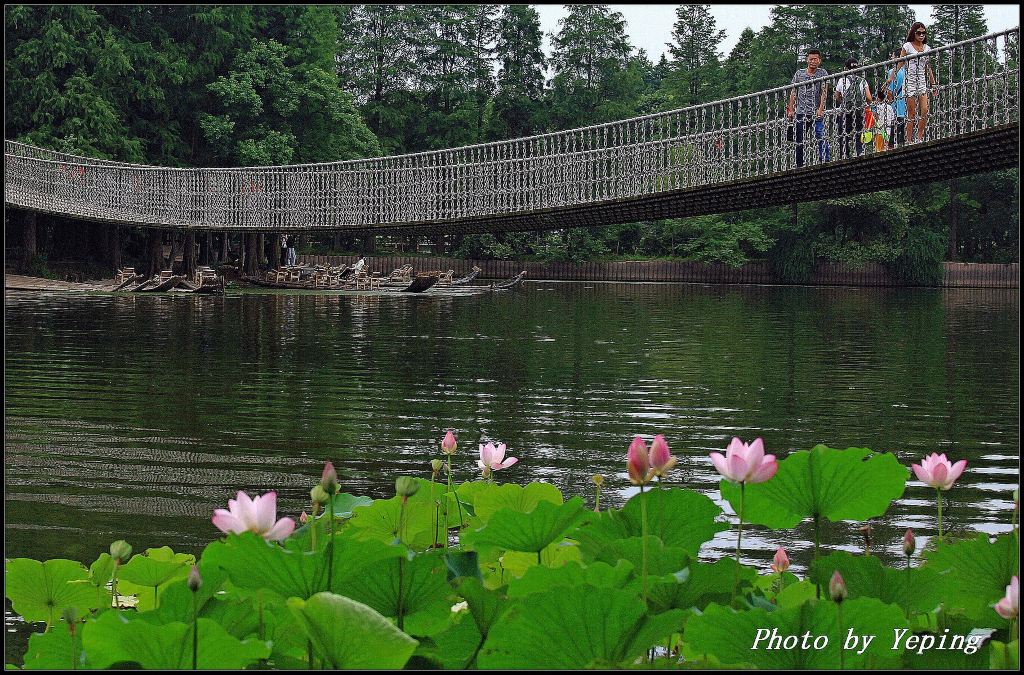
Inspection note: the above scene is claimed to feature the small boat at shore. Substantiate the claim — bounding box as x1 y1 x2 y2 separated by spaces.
240 270 439 294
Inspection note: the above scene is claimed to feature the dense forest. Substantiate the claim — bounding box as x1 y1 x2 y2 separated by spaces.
4 5 1019 282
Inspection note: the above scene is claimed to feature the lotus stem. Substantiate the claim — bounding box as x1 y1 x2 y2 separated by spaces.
640 484 649 608
430 475 440 549
444 457 452 549
192 592 199 670
731 481 746 607
325 492 336 591
837 603 845 670
594 484 601 512
936 488 944 542
70 623 78 670
310 502 320 553
449 457 466 536
813 514 821 599
904 555 912 620
111 565 120 610
307 640 314 670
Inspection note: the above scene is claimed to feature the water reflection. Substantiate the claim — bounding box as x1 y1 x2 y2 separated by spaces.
4 283 1019 572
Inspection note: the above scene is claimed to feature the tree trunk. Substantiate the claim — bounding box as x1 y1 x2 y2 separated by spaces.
21 210 37 271
947 178 959 261
258 233 266 270
220 232 228 262
273 233 282 268
182 231 196 276
199 232 212 266
245 233 259 276
109 224 122 272
146 229 163 276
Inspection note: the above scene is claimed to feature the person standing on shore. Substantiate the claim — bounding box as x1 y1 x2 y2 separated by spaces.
286 234 297 267
786 49 830 167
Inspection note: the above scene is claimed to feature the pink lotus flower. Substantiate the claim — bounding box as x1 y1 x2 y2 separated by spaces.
709 437 778 484
649 435 677 477
771 547 789 573
995 576 1019 620
478 442 517 472
911 453 967 490
627 436 652 485
212 491 295 542
442 430 457 455
903 529 916 557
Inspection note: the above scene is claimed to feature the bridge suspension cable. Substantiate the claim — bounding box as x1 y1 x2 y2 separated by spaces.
4 28 1019 234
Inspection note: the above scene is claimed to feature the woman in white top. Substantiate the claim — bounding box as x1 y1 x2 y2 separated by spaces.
887 22 938 144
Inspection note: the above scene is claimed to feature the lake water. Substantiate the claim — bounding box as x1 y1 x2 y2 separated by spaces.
4 282 1019 572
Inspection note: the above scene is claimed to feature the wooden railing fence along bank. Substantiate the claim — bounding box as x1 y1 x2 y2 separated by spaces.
299 255 1019 289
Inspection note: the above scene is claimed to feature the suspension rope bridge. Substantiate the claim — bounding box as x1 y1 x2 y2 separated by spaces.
4 29 1019 236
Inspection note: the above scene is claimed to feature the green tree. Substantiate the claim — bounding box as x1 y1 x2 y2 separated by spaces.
929 4 988 46
808 4 863 73
860 5 916 64
661 4 726 107
722 27 757 96
548 4 633 128
487 4 547 140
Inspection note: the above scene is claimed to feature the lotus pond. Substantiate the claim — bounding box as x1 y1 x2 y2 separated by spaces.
4 440 1019 669
3 282 1019 668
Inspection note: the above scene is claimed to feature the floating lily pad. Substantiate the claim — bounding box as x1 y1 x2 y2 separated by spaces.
721 445 907 528
287 592 418 669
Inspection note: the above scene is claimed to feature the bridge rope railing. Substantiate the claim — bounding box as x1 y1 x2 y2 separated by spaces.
4 28 1019 231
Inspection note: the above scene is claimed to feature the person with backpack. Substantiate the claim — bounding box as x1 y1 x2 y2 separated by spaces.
834 57 874 159
885 49 907 148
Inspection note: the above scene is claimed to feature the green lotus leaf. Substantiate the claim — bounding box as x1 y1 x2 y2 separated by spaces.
572 488 728 557
140 562 229 627
810 551 945 615
289 493 374 550
461 497 591 554
903 616 993 670
82 611 270 670
430 609 483 670
4 558 106 626
201 532 327 599
923 532 1019 625
468 482 563 522
498 543 582 579
20 620 85 670
645 557 757 614
578 534 689 577
88 553 116 589
454 577 508 637
776 579 818 608
507 559 634 598
721 445 908 528
335 547 455 636
477 584 687 669
687 597 909 669
444 550 482 581
287 592 418 669
117 547 195 611
348 479 467 550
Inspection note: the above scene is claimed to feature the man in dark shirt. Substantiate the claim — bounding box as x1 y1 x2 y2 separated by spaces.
786 49 830 167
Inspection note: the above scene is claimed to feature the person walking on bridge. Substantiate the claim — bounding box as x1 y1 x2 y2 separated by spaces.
886 22 938 145
885 49 908 148
834 58 874 159
787 49 830 168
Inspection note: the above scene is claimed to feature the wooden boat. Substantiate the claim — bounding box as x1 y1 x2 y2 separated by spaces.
490 270 527 290
112 274 146 291
450 266 482 285
133 274 185 292
240 271 439 294
424 270 527 296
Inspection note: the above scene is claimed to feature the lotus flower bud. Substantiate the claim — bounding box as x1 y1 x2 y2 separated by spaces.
320 461 339 495
61 606 78 625
396 476 420 498
592 474 604 487
442 430 457 455
649 434 677 477
771 547 790 574
903 529 916 557
109 540 132 563
187 565 203 592
431 458 444 475
310 484 330 506
829 570 847 603
627 436 652 486
300 511 309 524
